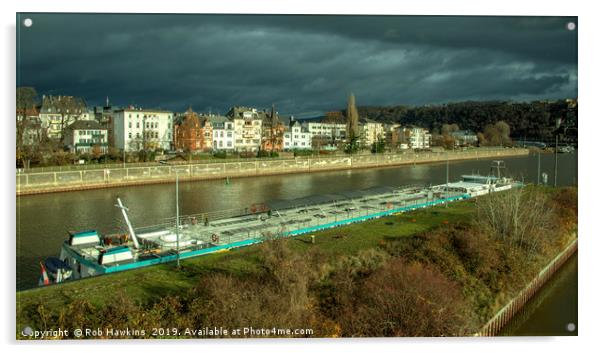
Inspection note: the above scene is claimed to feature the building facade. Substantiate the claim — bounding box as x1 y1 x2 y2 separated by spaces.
451 130 478 146
405 127 432 150
209 115 236 151
173 108 213 152
360 119 385 147
63 120 108 154
112 108 173 152
261 105 285 152
284 121 312 150
38 95 87 140
227 107 263 152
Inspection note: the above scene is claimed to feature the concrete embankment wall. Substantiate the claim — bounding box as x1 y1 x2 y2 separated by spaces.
476 237 578 336
16 148 529 196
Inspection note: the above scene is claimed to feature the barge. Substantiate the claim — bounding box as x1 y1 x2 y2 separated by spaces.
40 161 521 286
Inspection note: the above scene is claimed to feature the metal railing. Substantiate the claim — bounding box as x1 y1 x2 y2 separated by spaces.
16 148 528 193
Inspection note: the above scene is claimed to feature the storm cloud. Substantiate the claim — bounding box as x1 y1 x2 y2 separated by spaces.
16 14 577 116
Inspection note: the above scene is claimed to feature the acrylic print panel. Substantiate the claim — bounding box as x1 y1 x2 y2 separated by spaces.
16 13 578 339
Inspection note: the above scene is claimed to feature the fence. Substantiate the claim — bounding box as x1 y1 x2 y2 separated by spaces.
476 236 578 336
16 148 529 195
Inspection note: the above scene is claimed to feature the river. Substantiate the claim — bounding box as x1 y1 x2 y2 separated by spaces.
16 152 577 334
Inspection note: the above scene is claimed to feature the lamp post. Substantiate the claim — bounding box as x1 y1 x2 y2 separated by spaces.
175 170 180 268
160 160 180 268
554 118 562 188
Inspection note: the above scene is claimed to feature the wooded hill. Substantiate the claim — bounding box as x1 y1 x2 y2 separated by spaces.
356 100 577 143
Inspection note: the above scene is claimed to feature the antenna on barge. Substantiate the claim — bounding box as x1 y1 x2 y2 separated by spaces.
115 197 140 249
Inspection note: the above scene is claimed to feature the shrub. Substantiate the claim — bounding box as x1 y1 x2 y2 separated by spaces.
350 259 477 336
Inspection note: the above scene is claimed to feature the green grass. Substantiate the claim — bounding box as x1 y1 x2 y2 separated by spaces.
16 200 476 328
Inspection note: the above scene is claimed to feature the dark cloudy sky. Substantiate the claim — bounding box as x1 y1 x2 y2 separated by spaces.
16 14 577 117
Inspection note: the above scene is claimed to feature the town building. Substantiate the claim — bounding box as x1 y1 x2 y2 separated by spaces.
63 120 108 154
302 119 346 150
261 105 285 152
92 97 119 146
208 115 235 151
451 130 478 146
173 108 213 152
360 118 385 147
227 107 263 152
38 95 87 140
283 120 312 150
405 127 432 150
112 107 173 152
384 123 402 149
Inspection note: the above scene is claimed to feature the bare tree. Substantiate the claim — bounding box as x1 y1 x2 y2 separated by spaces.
52 96 87 143
16 87 39 167
474 188 554 256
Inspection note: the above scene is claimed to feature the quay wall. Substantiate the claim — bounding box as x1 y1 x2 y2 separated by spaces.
16 148 529 196
476 236 578 336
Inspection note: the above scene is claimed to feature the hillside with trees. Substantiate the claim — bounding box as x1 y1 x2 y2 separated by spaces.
356 100 577 144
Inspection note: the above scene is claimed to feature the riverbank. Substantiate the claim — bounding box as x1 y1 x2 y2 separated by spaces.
477 237 577 336
16 148 528 196
16 186 577 338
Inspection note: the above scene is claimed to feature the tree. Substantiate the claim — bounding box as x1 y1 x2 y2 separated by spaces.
344 134 360 154
346 93 360 141
371 137 386 153
46 95 87 143
16 87 39 168
474 187 554 255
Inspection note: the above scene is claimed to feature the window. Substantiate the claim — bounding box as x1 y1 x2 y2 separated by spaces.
136 122 139 128
227 132 232 138
128 122 132 128
128 133 132 138
227 141 232 147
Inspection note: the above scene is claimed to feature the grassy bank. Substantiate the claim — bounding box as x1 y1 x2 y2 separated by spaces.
16 186 577 338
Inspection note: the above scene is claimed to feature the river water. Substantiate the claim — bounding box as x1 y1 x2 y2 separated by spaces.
16 152 577 334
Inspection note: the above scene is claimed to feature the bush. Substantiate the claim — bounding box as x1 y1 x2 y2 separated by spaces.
349 259 476 336
213 151 228 159
293 149 314 157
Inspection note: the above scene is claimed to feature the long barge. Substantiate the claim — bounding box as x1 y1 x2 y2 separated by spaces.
39 161 522 286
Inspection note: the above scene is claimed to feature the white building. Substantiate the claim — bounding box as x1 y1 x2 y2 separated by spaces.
360 119 385 147
405 127 432 150
208 115 236 151
63 120 108 154
284 121 312 150
228 107 263 152
303 121 346 143
112 108 173 152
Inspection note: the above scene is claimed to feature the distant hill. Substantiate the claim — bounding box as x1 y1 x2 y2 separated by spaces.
354 100 577 143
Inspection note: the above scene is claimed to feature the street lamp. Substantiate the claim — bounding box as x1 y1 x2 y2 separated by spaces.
160 160 180 268
554 118 562 188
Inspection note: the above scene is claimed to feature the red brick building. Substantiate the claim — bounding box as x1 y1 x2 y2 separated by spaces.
173 108 212 151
